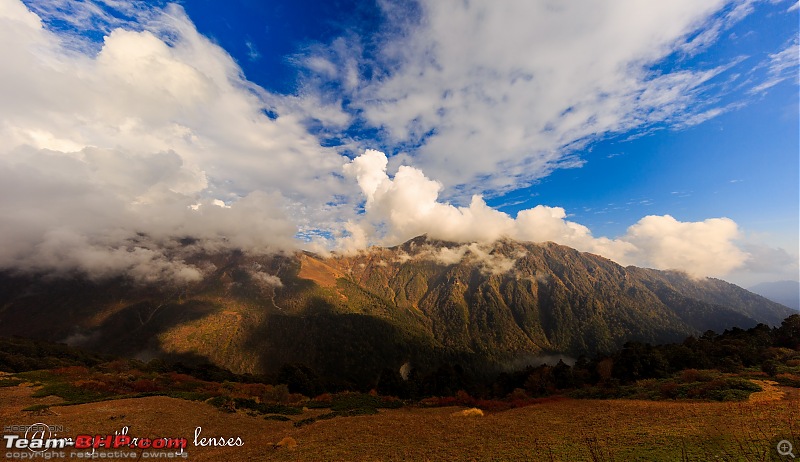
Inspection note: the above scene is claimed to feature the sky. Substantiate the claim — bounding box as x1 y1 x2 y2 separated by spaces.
0 0 797 287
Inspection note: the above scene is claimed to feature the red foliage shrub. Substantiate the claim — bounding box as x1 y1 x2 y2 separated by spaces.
166 372 196 383
99 360 134 373
659 382 680 399
312 393 333 403
53 366 89 377
74 379 114 393
455 390 476 406
131 379 161 393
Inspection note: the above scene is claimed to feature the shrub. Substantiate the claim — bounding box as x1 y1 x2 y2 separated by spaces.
293 418 316 427
131 379 161 393
659 382 680 399
761 360 779 377
53 366 89 377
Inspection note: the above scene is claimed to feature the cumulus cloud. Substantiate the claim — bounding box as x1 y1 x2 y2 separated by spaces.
344 150 750 278
343 149 517 244
621 215 748 277
0 0 348 282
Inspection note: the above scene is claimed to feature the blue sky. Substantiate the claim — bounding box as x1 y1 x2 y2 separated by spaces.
1 0 798 287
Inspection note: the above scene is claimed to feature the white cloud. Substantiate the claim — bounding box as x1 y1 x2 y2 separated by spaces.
344 150 749 278
0 0 349 282
344 149 517 244
620 215 748 277
0 0 791 287
246 40 260 61
750 40 799 93
339 0 742 196
251 271 283 288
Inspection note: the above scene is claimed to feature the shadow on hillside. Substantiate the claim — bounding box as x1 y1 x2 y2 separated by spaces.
0 272 222 362
242 295 428 390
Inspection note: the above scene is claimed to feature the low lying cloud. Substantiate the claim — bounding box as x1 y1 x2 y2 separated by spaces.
344 150 749 278
0 1 347 283
390 242 522 276
250 271 284 288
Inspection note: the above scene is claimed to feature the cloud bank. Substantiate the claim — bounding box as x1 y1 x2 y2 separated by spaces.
0 0 347 282
0 0 794 285
344 150 749 278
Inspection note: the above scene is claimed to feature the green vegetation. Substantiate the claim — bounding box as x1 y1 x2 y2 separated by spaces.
1 315 798 417
571 373 763 401
293 392 402 427
0 337 106 372
488 315 800 402
0 377 24 387
21 403 51 412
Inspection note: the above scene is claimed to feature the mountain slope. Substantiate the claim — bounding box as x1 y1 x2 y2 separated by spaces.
0 237 793 386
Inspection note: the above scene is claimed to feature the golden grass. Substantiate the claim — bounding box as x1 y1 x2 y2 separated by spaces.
748 380 785 402
1 383 797 461
298 254 344 288
274 436 298 449
451 407 484 417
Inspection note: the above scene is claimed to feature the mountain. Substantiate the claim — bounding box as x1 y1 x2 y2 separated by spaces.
0 237 793 387
749 280 800 311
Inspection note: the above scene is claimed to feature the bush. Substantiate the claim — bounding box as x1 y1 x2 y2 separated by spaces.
761 360 779 377
659 382 680 399
131 379 161 393
679 369 716 383
293 417 316 428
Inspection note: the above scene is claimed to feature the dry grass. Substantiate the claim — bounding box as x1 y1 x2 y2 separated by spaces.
748 380 785 402
1 383 797 461
274 436 298 449
298 254 344 288
451 407 484 417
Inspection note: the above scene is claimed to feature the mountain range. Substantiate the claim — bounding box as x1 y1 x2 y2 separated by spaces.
0 236 793 386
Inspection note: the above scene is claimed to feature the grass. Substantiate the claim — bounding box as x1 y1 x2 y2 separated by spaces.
31 381 115 404
0 378 24 387
570 371 765 402
292 392 403 427
21 403 51 412
268 397 799 461
3 364 798 461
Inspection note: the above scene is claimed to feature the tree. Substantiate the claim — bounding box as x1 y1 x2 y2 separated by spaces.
613 342 668 383
278 363 324 397
775 315 800 350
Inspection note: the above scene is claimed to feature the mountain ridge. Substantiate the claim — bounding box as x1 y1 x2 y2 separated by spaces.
0 236 793 387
